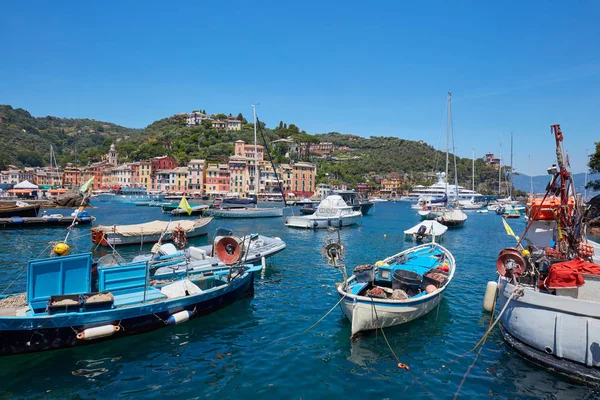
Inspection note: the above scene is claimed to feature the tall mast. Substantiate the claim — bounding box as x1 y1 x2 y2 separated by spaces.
499 137 503 197
472 149 475 193
509 132 513 198
451 97 459 201
445 92 450 198
529 155 533 195
252 104 258 194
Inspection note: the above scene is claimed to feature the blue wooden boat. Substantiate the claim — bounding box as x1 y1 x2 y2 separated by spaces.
0 248 260 356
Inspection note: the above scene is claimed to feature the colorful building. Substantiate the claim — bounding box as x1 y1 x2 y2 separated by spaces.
187 159 205 194
204 162 230 195
290 162 316 197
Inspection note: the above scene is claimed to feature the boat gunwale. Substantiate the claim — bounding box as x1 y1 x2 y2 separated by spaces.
337 243 455 305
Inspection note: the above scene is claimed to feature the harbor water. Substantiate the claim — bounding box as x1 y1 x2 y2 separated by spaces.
0 202 597 399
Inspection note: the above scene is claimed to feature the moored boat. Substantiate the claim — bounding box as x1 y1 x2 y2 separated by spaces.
335 242 455 337
403 220 448 241
205 207 283 218
0 235 260 356
285 195 361 229
91 218 212 246
0 202 40 218
492 124 600 382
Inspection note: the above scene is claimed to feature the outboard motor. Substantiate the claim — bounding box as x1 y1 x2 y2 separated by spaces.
416 224 427 241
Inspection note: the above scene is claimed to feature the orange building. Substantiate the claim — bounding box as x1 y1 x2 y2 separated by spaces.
290 162 316 197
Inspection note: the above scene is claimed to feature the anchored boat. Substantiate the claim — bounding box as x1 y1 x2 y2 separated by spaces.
285 195 361 229
331 240 455 337
403 220 448 241
491 124 600 382
0 234 260 356
91 218 212 246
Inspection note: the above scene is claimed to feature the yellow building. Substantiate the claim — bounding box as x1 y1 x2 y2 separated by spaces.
291 162 316 197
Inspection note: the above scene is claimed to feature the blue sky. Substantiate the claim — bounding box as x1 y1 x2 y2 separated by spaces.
1 1 599 175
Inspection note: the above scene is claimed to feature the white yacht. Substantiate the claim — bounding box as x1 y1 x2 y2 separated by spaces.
407 173 483 209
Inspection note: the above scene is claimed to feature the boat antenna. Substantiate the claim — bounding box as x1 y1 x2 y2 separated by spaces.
256 116 288 207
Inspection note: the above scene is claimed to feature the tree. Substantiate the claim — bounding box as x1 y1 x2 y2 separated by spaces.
201 120 213 130
586 141 600 190
213 113 227 120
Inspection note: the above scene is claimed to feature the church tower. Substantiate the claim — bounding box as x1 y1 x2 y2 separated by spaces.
108 143 118 166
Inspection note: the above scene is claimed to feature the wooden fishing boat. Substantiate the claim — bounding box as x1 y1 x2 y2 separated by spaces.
0 203 40 218
91 218 212 246
0 236 261 356
491 124 600 382
336 243 455 337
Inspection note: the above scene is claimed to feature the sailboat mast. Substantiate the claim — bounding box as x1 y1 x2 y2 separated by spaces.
445 92 450 197
472 149 475 193
499 138 503 197
450 99 459 201
510 132 513 198
252 104 258 195
529 155 533 195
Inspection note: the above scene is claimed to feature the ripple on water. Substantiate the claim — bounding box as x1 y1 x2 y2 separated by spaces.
1 203 599 399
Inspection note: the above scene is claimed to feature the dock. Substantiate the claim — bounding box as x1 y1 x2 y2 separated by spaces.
0 215 95 228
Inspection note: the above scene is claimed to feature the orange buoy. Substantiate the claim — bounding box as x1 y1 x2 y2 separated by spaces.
397 363 410 371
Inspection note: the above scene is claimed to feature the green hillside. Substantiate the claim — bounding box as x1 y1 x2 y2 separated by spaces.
0 105 506 194
0 105 142 169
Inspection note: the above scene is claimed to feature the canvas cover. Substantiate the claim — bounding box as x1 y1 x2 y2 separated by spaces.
316 195 350 216
97 220 199 237
545 259 600 289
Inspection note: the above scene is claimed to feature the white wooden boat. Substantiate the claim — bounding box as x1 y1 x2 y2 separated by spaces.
91 218 213 246
337 243 455 336
285 195 361 229
403 220 448 241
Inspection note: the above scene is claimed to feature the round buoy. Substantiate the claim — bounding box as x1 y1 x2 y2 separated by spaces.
425 285 437 294
53 242 71 256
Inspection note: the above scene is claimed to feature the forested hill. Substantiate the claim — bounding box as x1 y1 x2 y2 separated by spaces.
0 105 142 168
313 132 502 193
0 105 504 194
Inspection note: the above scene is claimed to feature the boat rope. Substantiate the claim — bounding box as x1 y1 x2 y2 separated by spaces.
256 117 287 207
453 285 524 399
471 285 523 352
369 298 437 399
268 293 347 345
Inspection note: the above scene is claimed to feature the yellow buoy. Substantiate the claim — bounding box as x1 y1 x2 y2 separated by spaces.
53 242 70 256
374 260 386 267
384 234 387 238
521 249 531 256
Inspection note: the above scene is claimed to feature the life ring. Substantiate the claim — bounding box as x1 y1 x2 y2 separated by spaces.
172 226 187 249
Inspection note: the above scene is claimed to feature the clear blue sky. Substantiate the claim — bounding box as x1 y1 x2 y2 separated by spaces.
1 1 599 175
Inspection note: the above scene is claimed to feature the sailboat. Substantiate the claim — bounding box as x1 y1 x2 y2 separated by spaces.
455 150 483 210
436 92 467 227
205 105 283 219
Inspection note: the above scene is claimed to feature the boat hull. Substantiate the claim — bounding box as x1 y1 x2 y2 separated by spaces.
498 277 600 381
97 194 163 203
91 218 212 246
0 205 40 218
339 291 443 336
206 208 283 218
285 213 361 229
0 273 254 356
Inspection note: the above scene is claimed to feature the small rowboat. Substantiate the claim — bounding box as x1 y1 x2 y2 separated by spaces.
337 243 455 337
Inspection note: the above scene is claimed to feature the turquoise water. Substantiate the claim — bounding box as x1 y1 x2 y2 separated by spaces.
0 202 597 399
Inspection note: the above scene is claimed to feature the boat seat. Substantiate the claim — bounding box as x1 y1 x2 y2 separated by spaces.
112 287 166 307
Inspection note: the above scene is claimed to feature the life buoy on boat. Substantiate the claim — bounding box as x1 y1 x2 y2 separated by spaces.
172 226 187 249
